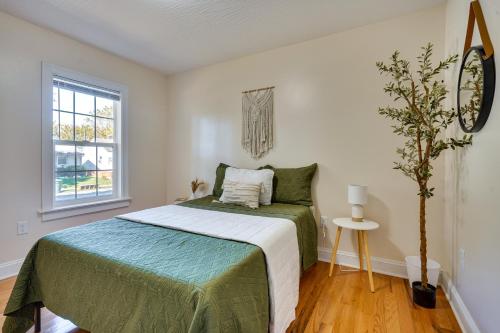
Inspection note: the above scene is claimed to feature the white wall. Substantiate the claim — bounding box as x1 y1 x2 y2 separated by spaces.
166 6 448 267
444 1 500 332
0 12 169 264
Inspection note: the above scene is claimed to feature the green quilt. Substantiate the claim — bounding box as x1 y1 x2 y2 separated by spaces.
180 196 318 270
3 197 317 333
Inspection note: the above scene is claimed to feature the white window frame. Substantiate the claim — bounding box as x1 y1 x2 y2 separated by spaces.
40 63 130 221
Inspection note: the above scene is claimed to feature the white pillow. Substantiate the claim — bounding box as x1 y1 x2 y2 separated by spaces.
220 180 261 209
222 167 274 205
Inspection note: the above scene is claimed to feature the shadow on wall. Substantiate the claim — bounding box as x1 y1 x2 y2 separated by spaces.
365 194 405 260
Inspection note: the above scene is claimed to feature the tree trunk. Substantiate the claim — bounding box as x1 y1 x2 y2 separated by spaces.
419 193 428 288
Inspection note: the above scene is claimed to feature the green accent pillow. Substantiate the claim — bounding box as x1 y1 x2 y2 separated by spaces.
212 163 230 198
260 164 317 206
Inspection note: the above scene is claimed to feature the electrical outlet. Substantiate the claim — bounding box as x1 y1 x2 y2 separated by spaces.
17 221 29 235
458 248 465 271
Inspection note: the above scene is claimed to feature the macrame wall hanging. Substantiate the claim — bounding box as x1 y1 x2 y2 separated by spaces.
241 86 274 159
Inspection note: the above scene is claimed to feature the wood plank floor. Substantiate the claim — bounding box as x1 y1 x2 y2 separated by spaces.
1 262 461 333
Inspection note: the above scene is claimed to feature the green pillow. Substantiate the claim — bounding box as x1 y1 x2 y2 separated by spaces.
260 163 317 206
212 163 230 198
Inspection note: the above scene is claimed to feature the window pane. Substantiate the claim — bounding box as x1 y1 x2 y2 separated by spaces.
55 144 75 172
59 88 73 112
97 146 113 170
59 112 74 140
52 87 59 110
77 171 97 199
98 171 113 197
52 111 59 140
75 92 95 115
75 114 95 142
51 75 121 206
76 146 97 171
96 117 114 143
55 172 76 201
96 97 114 118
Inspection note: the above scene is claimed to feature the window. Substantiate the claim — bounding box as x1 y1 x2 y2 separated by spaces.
41 64 129 221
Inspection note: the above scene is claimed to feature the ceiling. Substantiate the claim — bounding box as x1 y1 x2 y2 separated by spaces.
0 0 445 74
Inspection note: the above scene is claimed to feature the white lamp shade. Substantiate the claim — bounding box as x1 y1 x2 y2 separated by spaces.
348 184 368 205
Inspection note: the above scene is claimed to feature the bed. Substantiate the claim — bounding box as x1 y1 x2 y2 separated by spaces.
2 196 317 333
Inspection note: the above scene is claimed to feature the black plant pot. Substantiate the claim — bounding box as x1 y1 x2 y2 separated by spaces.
412 281 436 308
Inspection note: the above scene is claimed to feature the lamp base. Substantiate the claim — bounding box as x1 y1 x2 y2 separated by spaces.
351 204 364 222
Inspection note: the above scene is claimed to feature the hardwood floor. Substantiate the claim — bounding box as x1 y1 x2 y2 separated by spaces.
1 262 461 333
287 262 461 332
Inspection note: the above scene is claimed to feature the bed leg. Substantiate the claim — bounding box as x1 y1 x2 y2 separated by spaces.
34 303 41 333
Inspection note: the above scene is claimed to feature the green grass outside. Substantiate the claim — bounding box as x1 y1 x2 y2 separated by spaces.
58 174 112 192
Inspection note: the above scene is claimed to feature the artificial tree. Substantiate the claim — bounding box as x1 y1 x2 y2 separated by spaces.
376 43 472 291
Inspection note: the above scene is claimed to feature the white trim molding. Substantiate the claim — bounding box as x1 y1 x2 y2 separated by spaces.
41 62 129 221
0 259 24 280
318 247 408 278
440 272 481 333
39 197 131 221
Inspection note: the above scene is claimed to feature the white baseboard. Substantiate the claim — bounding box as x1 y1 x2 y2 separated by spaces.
440 272 480 333
0 258 23 280
318 247 408 278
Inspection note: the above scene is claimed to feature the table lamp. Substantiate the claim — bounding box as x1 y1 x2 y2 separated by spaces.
348 184 367 222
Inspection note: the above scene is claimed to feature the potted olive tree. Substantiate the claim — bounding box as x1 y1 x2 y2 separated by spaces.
376 43 472 308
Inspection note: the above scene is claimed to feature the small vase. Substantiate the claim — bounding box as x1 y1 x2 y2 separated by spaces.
189 191 196 200
405 256 441 288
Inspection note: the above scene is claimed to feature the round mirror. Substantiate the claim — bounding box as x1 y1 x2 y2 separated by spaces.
457 46 496 133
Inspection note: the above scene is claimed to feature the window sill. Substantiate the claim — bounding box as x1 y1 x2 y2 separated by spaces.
39 197 132 222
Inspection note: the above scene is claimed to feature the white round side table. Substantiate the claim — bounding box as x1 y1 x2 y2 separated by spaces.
328 217 380 292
